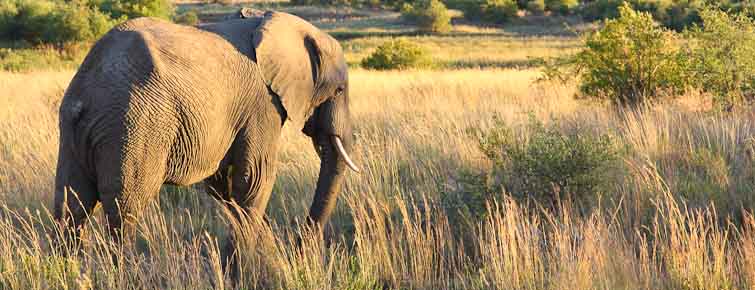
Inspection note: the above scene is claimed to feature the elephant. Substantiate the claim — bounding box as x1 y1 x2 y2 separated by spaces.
53 9 359 275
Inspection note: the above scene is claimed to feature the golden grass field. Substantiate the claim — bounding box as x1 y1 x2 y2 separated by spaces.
1 66 754 289
1 4 755 289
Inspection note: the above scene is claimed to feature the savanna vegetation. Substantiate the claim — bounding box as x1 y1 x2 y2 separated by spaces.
0 0 754 289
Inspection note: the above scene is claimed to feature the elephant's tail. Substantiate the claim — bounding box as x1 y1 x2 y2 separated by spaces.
58 98 86 159
60 100 85 123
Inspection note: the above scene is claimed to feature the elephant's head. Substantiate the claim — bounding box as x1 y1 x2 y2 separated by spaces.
252 11 358 227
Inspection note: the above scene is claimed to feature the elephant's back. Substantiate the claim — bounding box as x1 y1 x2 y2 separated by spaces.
63 18 257 187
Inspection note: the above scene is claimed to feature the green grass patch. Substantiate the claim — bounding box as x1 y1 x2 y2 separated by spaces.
0 43 88 72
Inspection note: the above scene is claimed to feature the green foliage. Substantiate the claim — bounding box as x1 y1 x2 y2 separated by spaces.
526 0 545 15
579 0 622 21
49 0 119 44
0 0 54 44
0 0 119 45
459 0 518 24
101 0 174 20
656 0 704 31
545 0 577 14
481 0 519 23
547 4 689 107
174 9 199 26
401 0 452 33
683 8 755 110
580 0 706 31
473 117 622 210
461 118 622 212
361 39 432 70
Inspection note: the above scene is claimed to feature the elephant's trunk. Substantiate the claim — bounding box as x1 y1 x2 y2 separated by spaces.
308 136 347 225
303 95 356 227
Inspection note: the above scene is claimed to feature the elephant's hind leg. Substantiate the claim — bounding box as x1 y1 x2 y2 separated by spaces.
53 153 99 251
95 144 166 242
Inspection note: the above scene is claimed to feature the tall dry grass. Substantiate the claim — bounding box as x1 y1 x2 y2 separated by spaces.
0 69 754 289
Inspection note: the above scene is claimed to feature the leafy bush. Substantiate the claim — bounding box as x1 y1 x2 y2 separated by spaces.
480 0 519 23
361 39 432 70
683 8 755 110
466 116 622 211
401 0 451 33
724 0 755 18
174 9 199 26
101 0 173 20
459 0 518 24
547 4 688 107
580 0 705 30
526 0 545 15
0 0 119 45
545 0 577 14
579 0 621 21
656 0 703 31
48 1 119 44
0 0 55 43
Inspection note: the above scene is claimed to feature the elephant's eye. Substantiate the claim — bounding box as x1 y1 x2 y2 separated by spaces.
335 86 344 96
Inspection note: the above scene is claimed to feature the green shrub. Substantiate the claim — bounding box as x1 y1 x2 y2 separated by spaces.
466 116 622 211
526 0 545 15
579 0 622 21
47 1 119 44
459 0 518 24
545 0 577 14
174 9 199 26
0 0 55 43
580 0 704 30
657 0 703 31
401 0 451 33
683 8 755 110
361 39 432 70
0 0 119 45
725 0 755 19
481 0 519 23
102 0 173 20
548 3 689 107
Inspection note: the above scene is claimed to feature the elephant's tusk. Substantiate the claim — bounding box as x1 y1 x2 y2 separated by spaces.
331 136 360 173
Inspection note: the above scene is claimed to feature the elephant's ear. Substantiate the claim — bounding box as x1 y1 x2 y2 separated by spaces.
252 11 324 123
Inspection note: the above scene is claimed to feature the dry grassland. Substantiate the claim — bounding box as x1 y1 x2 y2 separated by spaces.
1 68 754 289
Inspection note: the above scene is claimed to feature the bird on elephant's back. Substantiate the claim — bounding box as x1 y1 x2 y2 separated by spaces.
53 8 360 281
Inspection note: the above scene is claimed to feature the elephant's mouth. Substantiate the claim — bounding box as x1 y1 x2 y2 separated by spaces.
331 135 359 173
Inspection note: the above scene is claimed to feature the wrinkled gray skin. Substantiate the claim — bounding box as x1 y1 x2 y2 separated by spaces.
54 10 355 275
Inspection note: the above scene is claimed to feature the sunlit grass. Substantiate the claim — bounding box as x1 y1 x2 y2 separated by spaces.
1 68 753 289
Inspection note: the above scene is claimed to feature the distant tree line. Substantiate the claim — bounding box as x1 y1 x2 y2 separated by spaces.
293 0 754 31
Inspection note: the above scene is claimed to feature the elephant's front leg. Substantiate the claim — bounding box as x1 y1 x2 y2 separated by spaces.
212 130 281 283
